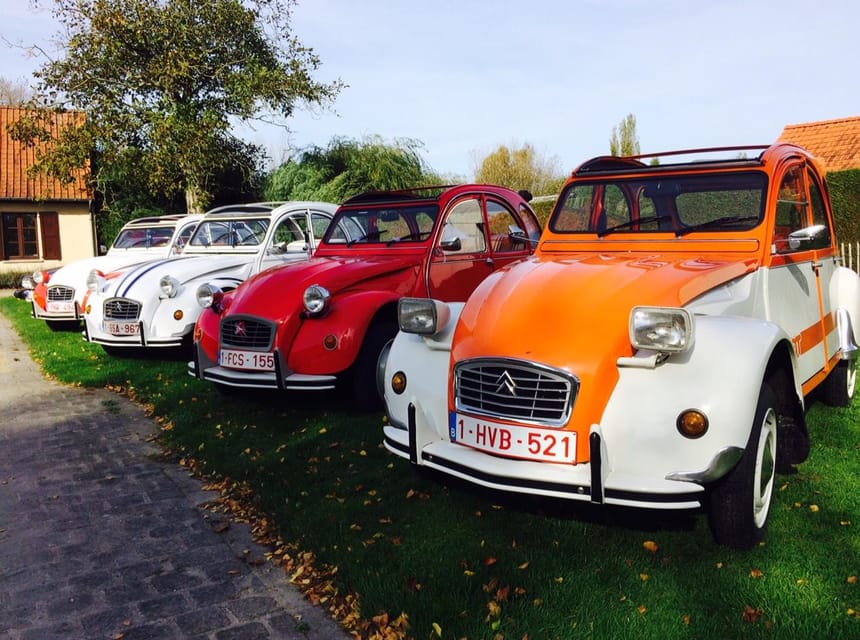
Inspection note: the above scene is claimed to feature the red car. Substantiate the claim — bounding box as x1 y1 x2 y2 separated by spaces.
189 184 542 408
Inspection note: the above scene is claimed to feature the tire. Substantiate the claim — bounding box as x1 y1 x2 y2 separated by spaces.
708 383 778 549
821 360 857 407
351 321 398 412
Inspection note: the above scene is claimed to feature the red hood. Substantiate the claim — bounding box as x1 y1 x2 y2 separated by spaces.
225 254 424 318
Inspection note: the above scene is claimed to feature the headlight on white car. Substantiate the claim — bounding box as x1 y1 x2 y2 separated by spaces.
196 283 223 309
86 270 105 292
629 306 694 353
32 270 45 284
159 275 181 298
21 275 35 290
302 284 330 316
398 297 451 335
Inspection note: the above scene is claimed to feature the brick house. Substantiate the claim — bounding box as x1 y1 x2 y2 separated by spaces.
777 116 860 173
0 106 95 276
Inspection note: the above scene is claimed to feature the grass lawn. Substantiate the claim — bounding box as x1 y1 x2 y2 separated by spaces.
2 295 858 639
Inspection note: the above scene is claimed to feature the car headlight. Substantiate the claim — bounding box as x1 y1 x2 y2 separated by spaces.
21 275 35 290
196 283 223 310
302 284 330 316
33 270 45 284
629 306 694 353
160 275 181 298
398 297 451 335
86 270 105 292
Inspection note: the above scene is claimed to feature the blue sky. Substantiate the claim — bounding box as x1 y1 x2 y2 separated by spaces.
2 0 859 184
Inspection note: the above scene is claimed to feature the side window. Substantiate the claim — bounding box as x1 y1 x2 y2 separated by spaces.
310 212 332 240
438 198 487 254
173 222 197 250
270 214 307 253
486 199 527 253
552 185 594 231
773 165 807 254
807 168 833 250
606 184 633 229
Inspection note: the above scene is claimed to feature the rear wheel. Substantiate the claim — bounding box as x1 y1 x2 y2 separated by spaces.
708 383 778 549
352 321 398 411
821 360 857 407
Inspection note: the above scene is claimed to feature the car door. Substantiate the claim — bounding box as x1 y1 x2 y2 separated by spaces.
766 162 829 390
259 209 332 272
427 195 531 301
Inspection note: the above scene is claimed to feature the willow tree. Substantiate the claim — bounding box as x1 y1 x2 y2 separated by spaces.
10 0 342 212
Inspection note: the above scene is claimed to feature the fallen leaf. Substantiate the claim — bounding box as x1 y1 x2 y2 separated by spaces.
518 561 530 570
637 605 647 614
431 622 442 637
682 614 691 625
643 540 659 553
750 569 763 579
742 605 763 623
639 573 649 582
847 575 857 584
809 504 819 512
484 556 497 566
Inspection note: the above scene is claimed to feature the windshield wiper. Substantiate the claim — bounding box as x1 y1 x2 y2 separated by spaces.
676 215 759 236
599 215 673 237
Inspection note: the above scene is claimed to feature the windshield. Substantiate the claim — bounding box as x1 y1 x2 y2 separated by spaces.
189 218 269 248
112 225 176 249
550 172 767 236
323 204 439 246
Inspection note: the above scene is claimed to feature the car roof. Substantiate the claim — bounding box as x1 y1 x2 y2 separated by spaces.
340 184 533 206
120 214 198 228
199 201 338 220
570 143 818 178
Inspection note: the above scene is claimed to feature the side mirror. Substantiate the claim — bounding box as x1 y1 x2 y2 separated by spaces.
788 224 829 251
439 237 461 252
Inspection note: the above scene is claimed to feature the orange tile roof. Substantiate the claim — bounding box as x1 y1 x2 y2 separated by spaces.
0 106 92 201
777 116 860 173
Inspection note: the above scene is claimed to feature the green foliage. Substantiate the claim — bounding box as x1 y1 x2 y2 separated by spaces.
264 136 437 203
473 143 565 197
827 169 860 243
10 0 342 211
610 113 640 156
3 296 858 640
0 270 30 289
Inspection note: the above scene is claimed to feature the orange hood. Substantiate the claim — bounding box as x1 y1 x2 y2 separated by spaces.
451 252 758 437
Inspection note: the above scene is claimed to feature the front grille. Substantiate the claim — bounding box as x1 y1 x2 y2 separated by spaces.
220 316 274 350
454 358 577 427
103 298 141 321
47 285 74 302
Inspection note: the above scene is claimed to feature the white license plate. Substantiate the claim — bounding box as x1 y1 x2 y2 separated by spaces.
47 301 74 313
103 321 140 336
218 348 275 371
450 412 576 463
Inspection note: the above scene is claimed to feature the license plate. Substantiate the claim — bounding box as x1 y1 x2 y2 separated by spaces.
450 412 576 463
47 301 74 313
218 348 275 371
103 321 140 336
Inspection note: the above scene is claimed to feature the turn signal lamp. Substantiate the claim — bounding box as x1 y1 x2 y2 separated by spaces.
391 371 407 394
676 409 708 439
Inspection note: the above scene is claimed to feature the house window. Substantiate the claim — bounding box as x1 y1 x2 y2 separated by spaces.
1 212 61 261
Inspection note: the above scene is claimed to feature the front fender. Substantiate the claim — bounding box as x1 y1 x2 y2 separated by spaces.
383 303 463 441
287 290 401 375
599 314 790 483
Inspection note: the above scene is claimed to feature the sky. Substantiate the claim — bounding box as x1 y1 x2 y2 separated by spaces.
2 0 859 184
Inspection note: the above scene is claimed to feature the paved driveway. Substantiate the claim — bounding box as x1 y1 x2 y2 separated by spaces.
0 301 350 639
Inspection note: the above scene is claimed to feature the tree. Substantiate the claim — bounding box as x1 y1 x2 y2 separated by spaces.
9 0 342 213
0 77 32 105
609 113 640 156
473 143 565 197
264 136 439 203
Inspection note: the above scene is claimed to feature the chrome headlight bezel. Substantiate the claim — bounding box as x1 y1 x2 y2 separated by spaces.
32 270 45 284
195 283 223 309
398 297 451 335
302 284 331 316
159 275 181 298
21 275 35 290
629 306 694 353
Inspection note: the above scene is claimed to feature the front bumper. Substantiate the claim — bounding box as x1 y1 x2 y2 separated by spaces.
188 347 338 391
382 405 708 510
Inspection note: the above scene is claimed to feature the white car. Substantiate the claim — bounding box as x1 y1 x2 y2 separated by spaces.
83 201 338 354
25 214 201 329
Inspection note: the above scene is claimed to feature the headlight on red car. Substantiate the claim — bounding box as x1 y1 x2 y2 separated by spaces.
629 306 694 353
302 284 330 316
196 283 224 311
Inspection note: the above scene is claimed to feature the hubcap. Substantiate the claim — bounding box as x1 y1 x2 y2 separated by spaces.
753 407 777 529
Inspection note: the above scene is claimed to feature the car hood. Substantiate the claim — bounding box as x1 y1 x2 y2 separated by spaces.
48 255 167 289
100 255 253 298
226 254 423 318
452 252 758 429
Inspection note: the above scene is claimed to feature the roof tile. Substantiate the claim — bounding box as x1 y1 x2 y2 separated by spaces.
777 116 860 172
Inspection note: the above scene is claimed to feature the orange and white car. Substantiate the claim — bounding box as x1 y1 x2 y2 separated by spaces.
382 143 859 549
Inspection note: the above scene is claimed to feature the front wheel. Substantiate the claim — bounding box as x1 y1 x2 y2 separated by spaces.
708 383 778 549
821 360 857 407
351 321 398 412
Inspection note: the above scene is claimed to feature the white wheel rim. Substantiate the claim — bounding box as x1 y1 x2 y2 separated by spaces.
753 407 777 529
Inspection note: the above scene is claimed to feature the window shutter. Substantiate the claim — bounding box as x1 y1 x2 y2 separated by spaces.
40 212 61 260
